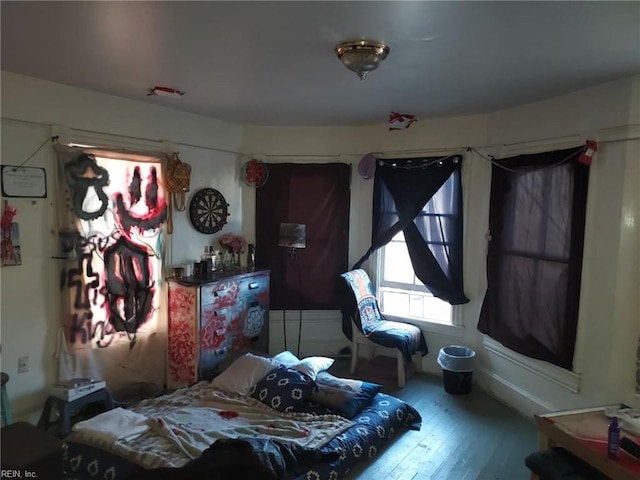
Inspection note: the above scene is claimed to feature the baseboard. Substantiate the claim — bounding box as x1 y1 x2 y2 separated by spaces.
421 356 443 376
475 366 555 419
482 336 581 393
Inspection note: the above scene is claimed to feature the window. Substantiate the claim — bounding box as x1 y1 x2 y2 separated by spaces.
477 145 589 370
378 232 453 324
55 144 168 387
377 172 460 325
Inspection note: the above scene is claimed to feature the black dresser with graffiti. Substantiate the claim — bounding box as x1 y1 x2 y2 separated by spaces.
167 269 270 389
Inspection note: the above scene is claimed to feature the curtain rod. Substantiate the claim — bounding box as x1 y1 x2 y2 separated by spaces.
1 116 242 155
258 153 351 160
3 116 637 160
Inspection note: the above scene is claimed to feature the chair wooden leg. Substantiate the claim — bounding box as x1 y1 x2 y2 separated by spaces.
350 342 359 374
397 352 405 388
413 353 422 373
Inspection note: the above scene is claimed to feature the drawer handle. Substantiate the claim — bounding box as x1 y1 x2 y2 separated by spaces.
248 282 259 290
214 289 227 297
248 300 259 308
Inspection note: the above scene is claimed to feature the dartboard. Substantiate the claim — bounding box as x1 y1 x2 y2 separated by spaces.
188 188 229 234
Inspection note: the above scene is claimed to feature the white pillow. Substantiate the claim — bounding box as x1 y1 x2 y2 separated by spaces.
273 350 300 367
294 356 335 380
210 353 280 395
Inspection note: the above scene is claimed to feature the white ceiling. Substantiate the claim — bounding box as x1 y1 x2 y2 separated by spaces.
2 1 639 127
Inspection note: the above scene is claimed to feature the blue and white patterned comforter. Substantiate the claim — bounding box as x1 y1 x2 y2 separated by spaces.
65 389 421 480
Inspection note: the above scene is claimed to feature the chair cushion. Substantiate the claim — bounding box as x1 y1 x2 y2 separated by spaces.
368 320 426 363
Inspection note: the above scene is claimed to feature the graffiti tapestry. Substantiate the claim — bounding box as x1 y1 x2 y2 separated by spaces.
55 146 168 390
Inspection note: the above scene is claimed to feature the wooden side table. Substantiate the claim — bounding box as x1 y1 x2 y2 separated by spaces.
1 421 67 480
37 388 114 437
534 406 640 480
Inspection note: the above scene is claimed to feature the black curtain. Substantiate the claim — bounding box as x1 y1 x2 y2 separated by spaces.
255 163 350 310
354 155 469 305
477 146 589 370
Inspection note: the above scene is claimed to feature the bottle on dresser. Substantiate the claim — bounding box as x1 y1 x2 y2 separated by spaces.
247 243 255 270
201 246 213 274
210 246 219 271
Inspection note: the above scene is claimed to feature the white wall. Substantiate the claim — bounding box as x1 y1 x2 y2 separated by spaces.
0 72 244 420
1 71 638 422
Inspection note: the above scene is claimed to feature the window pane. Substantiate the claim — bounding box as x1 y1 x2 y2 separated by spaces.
423 295 452 323
380 287 452 324
409 294 423 318
381 290 409 317
383 241 413 284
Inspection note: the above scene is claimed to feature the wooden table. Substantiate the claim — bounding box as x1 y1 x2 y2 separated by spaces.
535 406 640 480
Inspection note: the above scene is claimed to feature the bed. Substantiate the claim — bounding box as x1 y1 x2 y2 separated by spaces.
64 352 422 480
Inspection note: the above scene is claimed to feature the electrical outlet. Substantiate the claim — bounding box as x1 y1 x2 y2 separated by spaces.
18 355 29 373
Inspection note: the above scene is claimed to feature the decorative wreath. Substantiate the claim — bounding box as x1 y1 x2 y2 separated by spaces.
241 159 269 188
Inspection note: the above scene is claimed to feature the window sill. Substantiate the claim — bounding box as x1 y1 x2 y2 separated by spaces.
482 336 582 393
383 313 465 340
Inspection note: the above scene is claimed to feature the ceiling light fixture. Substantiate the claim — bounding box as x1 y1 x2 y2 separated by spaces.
335 40 390 80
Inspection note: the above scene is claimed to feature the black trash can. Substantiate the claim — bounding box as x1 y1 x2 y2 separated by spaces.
437 345 476 395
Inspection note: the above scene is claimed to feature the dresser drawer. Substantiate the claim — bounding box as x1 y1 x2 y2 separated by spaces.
200 282 230 307
237 272 269 303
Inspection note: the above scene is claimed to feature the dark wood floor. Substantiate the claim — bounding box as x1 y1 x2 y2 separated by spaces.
329 357 537 480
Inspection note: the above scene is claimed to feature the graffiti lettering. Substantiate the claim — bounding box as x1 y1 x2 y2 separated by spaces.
66 255 100 310
68 311 116 348
69 311 92 344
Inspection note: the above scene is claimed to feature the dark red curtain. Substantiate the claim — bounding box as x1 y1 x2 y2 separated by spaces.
255 163 350 310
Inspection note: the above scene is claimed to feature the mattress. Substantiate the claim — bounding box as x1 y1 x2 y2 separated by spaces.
64 385 421 480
